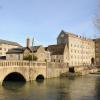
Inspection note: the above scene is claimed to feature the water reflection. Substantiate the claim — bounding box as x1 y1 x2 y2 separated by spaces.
0 75 100 100
3 81 26 91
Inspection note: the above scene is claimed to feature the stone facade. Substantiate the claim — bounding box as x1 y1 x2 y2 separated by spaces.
6 46 50 62
31 45 51 62
6 47 31 60
47 44 69 64
57 30 95 66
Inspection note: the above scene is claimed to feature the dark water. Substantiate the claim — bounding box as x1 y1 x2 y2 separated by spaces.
1 74 100 100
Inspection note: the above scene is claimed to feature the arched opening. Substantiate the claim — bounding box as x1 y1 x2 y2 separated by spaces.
3 72 26 84
91 58 95 65
36 74 44 82
2 72 26 89
69 67 75 73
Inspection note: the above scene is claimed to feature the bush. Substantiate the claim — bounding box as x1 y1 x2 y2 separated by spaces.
23 55 37 61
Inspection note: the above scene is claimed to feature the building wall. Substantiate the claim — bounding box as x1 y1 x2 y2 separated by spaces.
57 32 95 66
0 44 20 57
51 55 64 62
6 54 23 60
95 39 100 66
68 35 95 66
63 45 69 64
33 47 48 62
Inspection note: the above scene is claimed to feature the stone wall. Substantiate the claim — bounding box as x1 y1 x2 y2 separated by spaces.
46 62 68 78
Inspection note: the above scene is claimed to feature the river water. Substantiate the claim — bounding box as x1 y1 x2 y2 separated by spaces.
1 74 100 100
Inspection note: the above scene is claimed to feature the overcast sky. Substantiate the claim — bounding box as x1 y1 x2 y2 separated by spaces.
0 0 97 46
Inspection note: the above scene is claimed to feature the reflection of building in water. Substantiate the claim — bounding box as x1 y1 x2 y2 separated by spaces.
69 76 96 100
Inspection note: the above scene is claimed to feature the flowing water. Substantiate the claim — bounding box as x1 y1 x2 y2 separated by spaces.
1 74 100 100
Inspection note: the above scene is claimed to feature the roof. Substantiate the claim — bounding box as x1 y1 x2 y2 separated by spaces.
30 46 42 53
0 39 21 47
47 44 66 55
59 30 93 42
93 38 100 41
6 47 31 54
7 46 42 54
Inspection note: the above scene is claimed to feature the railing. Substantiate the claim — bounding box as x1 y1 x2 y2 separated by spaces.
0 60 46 67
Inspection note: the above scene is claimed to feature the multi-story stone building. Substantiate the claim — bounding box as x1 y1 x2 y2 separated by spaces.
0 39 21 58
57 30 95 66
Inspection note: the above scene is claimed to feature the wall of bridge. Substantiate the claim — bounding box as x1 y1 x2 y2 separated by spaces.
47 62 69 78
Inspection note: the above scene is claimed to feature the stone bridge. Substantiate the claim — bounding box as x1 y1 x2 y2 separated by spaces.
0 60 68 85
0 60 47 85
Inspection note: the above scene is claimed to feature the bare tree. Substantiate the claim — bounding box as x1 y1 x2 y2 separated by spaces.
94 0 100 32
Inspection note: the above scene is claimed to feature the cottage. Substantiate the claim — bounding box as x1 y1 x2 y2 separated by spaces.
47 44 69 64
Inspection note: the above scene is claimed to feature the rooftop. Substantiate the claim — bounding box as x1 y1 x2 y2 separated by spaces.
0 39 21 47
47 44 66 55
60 30 93 41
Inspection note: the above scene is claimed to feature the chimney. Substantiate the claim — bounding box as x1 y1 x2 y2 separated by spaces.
26 37 30 47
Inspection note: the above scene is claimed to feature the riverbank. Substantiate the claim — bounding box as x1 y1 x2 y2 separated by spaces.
61 66 99 77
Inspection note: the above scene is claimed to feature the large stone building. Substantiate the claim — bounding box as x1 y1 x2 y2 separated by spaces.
0 39 21 58
57 30 95 66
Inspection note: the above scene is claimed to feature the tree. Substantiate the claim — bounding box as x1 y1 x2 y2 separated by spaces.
23 55 37 61
94 0 100 33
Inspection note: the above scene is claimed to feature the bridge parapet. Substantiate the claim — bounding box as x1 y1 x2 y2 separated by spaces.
0 60 46 68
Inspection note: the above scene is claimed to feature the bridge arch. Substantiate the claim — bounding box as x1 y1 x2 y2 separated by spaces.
2 72 26 85
36 74 44 81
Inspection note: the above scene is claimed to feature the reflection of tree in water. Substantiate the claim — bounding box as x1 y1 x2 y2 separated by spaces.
44 77 76 100
3 81 26 91
56 78 71 100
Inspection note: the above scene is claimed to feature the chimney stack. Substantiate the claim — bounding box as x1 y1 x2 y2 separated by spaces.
26 37 30 47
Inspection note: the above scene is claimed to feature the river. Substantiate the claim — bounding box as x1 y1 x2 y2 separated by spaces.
0 74 100 100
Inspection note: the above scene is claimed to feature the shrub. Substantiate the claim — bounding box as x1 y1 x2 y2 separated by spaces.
23 55 37 61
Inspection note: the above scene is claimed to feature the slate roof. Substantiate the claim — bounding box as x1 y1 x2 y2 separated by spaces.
6 47 31 54
30 46 41 53
7 46 42 54
0 39 21 47
47 44 66 55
